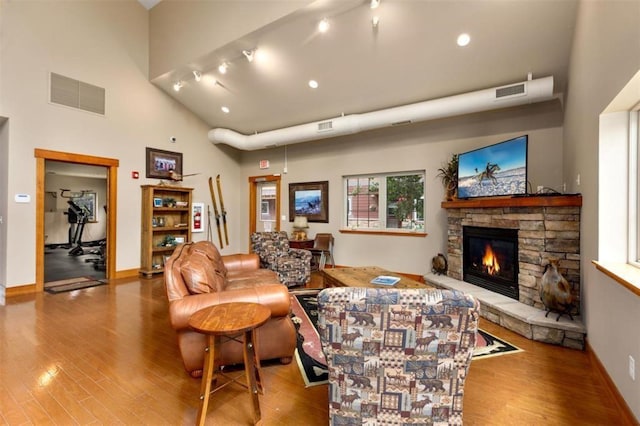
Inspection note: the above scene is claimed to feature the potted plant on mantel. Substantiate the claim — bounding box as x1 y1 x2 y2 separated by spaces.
436 154 458 201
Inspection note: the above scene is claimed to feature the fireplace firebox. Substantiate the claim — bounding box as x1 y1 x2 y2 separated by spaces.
463 226 519 300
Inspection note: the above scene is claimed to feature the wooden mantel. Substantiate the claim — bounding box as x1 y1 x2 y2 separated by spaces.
441 194 582 209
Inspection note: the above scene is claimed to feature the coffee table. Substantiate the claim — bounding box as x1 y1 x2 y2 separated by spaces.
188 302 271 426
323 266 429 289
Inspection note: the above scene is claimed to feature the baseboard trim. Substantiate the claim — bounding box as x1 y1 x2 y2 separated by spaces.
114 268 140 279
586 339 639 425
6 268 141 297
6 283 37 297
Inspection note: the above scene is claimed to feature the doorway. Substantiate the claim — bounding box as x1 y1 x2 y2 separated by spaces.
35 149 118 292
248 175 281 243
44 161 108 283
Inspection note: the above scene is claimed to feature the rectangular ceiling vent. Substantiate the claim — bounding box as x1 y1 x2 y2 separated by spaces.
317 121 334 132
50 72 105 115
495 83 526 100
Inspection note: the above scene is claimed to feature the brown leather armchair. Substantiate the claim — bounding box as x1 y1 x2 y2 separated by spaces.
164 241 297 378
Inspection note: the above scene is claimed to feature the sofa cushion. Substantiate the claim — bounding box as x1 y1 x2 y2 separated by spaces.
192 242 228 277
180 250 225 294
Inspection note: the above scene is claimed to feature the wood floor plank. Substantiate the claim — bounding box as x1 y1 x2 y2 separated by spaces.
0 274 636 425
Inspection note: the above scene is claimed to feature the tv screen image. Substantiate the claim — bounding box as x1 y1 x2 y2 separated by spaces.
457 135 528 198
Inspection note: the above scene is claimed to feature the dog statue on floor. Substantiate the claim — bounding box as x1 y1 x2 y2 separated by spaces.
539 259 575 321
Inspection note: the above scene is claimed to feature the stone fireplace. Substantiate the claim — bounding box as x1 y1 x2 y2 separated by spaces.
425 195 585 349
444 196 581 310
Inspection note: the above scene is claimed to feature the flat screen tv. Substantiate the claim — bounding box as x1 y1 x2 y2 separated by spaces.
457 135 528 198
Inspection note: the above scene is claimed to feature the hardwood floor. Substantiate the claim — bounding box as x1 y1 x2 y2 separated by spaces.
0 273 635 425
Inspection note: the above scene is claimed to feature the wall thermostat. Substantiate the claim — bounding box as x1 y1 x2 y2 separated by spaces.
15 194 31 203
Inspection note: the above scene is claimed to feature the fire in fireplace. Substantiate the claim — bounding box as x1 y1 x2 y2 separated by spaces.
463 226 519 299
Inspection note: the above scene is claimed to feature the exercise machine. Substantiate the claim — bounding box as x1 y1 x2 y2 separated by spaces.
66 200 88 256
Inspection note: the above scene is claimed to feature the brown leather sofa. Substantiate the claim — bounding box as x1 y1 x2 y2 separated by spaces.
163 240 297 378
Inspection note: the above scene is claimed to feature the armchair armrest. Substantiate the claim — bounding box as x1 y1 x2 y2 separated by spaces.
169 284 291 331
289 248 312 260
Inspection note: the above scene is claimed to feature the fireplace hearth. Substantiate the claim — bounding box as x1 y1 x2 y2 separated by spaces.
463 226 519 299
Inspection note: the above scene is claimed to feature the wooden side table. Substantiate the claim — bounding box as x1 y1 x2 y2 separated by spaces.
288 239 314 249
188 302 271 426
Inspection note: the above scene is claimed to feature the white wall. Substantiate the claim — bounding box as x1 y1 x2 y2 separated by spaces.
563 0 640 418
0 0 242 287
239 99 564 275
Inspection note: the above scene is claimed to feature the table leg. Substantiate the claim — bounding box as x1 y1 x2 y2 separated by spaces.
196 335 216 426
243 329 261 423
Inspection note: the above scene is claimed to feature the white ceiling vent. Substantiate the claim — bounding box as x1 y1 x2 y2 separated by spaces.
50 73 106 115
495 83 526 99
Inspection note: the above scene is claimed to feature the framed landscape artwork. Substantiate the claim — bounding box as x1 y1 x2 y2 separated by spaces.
289 181 328 223
146 147 183 180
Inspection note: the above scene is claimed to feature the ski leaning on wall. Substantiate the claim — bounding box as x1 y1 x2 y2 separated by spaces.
208 176 224 248
216 174 230 246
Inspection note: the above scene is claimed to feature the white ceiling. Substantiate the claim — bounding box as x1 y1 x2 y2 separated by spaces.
151 0 578 138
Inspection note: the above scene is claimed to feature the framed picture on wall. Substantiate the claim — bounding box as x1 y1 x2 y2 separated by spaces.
75 192 97 222
289 181 329 223
146 147 183 180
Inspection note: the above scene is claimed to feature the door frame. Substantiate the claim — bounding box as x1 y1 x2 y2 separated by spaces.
35 149 118 292
248 175 281 245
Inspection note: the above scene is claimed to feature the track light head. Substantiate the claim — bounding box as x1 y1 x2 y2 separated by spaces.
192 70 201 82
218 62 228 74
242 49 255 62
173 81 183 92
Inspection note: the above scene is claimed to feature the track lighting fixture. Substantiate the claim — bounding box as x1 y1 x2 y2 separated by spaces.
242 49 255 62
192 70 201 82
370 0 380 9
218 62 228 74
173 81 183 92
372 16 380 28
221 106 230 114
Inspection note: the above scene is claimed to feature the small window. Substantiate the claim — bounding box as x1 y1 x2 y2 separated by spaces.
344 171 425 232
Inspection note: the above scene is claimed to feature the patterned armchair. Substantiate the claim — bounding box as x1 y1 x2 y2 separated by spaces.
250 231 312 288
317 287 480 425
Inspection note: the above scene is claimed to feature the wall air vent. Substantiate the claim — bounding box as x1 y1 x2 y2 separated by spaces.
50 72 106 115
317 121 334 132
495 83 526 100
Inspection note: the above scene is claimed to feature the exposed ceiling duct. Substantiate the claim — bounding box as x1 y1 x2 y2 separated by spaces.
208 76 554 151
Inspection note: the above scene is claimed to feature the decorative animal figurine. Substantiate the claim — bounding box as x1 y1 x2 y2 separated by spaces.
431 253 448 275
540 259 574 321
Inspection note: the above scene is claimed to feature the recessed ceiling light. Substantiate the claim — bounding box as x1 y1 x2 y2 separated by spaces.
218 63 228 74
318 18 329 33
221 106 230 114
457 33 471 47
308 80 319 89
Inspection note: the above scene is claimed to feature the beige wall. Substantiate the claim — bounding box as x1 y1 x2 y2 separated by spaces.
239 100 564 275
0 0 241 288
563 0 640 418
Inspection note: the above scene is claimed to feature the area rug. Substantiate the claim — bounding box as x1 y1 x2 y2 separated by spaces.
45 277 107 294
291 293 523 387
